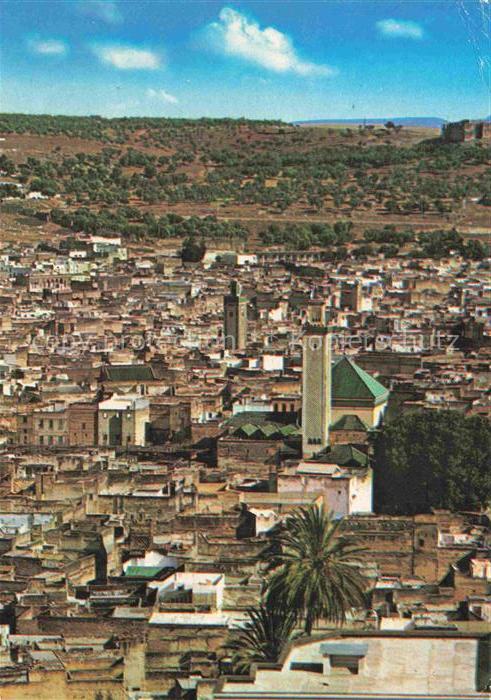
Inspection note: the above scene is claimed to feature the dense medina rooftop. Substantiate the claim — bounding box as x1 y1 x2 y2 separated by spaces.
0 114 488 699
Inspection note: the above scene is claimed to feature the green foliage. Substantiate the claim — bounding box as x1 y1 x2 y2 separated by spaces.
363 225 414 245
462 239 488 261
262 505 367 635
0 113 279 141
0 114 491 223
284 262 325 277
225 600 297 674
373 411 491 514
260 221 352 249
417 229 489 260
379 243 400 257
0 183 23 199
2 114 490 244
352 243 375 259
30 176 58 196
0 154 15 174
181 237 206 262
50 207 247 241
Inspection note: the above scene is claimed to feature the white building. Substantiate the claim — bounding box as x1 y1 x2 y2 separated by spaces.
215 630 491 698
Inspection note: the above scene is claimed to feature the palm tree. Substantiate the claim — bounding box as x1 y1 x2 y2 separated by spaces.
262 505 367 635
225 600 297 674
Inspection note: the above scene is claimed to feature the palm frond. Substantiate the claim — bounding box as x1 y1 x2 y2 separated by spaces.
263 504 368 634
224 600 297 674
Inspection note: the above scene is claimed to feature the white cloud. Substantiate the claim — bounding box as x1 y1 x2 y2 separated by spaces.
376 18 424 40
93 45 161 70
29 38 67 56
77 1 122 25
206 7 334 77
146 88 179 104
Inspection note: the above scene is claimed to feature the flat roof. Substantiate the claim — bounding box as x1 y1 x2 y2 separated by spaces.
149 612 230 627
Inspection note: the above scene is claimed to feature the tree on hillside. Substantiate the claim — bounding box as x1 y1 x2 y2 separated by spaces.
180 238 206 263
373 411 491 514
464 239 487 261
262 505 367 635
224 600 297 674
0 155 15 175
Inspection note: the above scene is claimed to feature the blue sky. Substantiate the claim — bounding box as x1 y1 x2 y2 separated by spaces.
1 0 489 120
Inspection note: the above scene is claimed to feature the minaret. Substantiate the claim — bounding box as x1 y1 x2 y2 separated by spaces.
340 280 362 312
302 302 332 458
223 281 247 351
353 280 363 313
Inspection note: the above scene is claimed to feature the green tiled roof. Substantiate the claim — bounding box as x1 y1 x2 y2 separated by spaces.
227 411 300 440
125 566 164 578
314 444 369 468
332 357 389 406
227 411 290 427
331 414 369 432
261 424 278 438
104 365 155 382
279 424 298 436
233 423 301 440
239 423 258 437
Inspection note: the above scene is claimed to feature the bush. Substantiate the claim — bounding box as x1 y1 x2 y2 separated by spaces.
181 238 206 262
373 411 491 514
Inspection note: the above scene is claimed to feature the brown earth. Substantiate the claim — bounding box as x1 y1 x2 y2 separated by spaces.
0 122 489 248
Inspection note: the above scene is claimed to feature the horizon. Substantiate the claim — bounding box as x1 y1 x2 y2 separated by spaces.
0 112 489 124
1 1 490 122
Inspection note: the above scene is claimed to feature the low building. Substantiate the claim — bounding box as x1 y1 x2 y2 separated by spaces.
17 404 67 447
98 395 149 447
278 444 373 516
150 571 225 610
148 398 191 443
215 629 491 698
28 272 72 294
67 401 98 446
329 414 369 445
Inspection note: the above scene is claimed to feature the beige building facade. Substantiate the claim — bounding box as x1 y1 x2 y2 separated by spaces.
98 395 149 447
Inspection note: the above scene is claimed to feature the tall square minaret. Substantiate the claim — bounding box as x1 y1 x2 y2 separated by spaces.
302 303 332 458
223 281 247 351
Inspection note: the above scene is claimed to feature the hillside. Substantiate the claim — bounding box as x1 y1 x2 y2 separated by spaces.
294 117 447 128
0 113 490 253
